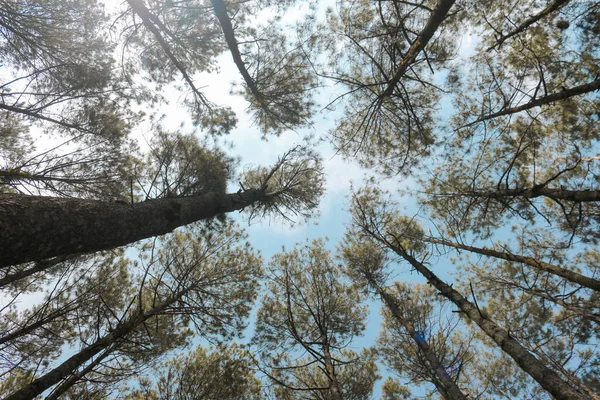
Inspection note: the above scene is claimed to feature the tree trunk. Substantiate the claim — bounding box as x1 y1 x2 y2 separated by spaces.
0 189 264 267
422 236 600 291
382 0 456 97
44 347 113 400
3 289 185 400
322 344 344 400
464 78 600 127
368 232 587 399
463 186 600 203
370 278 469 400
211 0 264 104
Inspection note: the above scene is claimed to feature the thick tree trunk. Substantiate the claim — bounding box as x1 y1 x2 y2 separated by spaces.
0 189 264 267
367 232 586 399
370 278 469 400
422 237 600 291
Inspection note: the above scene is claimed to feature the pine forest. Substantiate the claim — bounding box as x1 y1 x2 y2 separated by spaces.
0 0 599 398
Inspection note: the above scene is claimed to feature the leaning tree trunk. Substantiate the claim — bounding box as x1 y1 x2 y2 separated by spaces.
3 288 187 400
0 189 265 267
422 236 600 291
369 277 469 400
366 231 587 399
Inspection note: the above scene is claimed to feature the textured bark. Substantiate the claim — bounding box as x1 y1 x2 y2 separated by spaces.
488 0 571 50
462 186 600 203
371 279 469 400
3 290 184 400
0 255 73 287
211 0 264 103
380 242 586 400
381 0 456 97
0 189 264 267
422 237 600 292
322 345 344 400
464 78 600 127
126 0 208 106
44 347 113 400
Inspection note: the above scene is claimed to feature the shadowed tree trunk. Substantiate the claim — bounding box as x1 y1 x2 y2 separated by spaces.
380 238 586 400
0 189 263 267
368 276 469 400
421 236 600 291
3 289 184 400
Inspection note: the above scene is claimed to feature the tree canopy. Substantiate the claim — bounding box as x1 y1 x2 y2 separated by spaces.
1 0 599 399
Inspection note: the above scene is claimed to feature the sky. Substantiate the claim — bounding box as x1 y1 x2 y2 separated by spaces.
0 1 481 397
102 2 481 395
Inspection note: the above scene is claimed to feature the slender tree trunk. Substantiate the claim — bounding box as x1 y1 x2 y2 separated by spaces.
3 289 186 400
126 0 209 106
488 0 571 50
365 231 587 399
322 344 344 400
381 0 456 97
369 277 469 400
463 78 600 127
44 346 114 400
0 255 73 287
0 306 73 346
0 189 265 267
211 0 264 103
462 186 600 203
422 236 600 291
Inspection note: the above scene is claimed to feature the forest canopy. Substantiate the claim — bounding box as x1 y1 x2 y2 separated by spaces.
0 0 599 399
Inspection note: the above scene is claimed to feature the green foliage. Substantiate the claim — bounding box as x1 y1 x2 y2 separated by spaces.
253 239 376 399
316 0 459 175
241 145 325 222
126 344 262 400
377 283 473 397
138 129 234 199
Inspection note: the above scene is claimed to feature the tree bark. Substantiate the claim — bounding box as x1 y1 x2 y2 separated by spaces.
381 0 456 97
364 229 587 399
463 186 600 203
322 344 344 400
422 236 600 292
488 0 571 50
0 189 265 267
463 78 600 127
3 289 186 400
370 278 469 400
